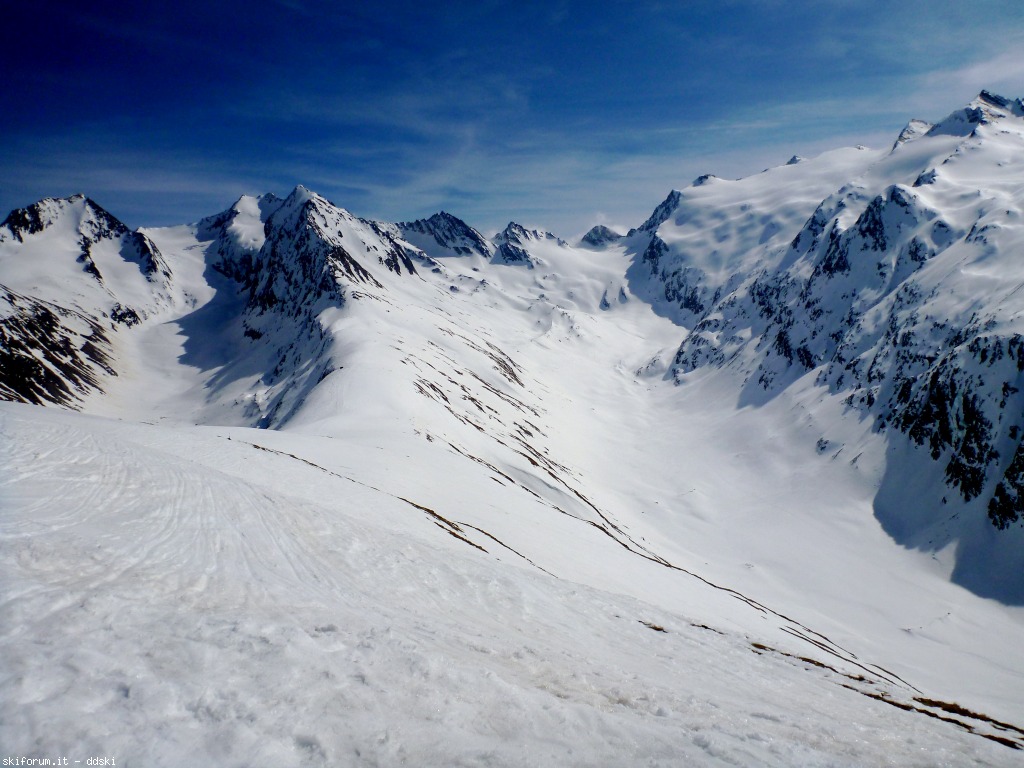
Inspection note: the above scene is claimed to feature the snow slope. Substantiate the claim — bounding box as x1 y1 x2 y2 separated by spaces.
626 91 1024 599
4 404 1023 766
3 92 1024 765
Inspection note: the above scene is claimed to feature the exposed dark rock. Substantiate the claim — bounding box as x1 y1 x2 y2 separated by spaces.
630 190 682 235
1 203 48 242
0 286 116 407
662 93 1024 531
581 225 623 247
990 443 1024 529
398 211 493 258
492 222 565 268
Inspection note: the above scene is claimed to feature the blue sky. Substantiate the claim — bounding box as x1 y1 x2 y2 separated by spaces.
3 1 1023 236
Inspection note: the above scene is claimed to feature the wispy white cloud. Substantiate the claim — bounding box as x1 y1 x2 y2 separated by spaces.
916 50 1024 105
4 0 1022 239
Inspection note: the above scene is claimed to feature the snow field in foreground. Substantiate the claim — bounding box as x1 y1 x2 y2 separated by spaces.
1 403 1018 767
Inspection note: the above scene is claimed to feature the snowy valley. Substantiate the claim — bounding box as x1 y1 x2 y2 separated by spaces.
3 92 1024 766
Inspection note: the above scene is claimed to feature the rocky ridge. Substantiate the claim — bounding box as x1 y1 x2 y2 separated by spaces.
623 92 1024 531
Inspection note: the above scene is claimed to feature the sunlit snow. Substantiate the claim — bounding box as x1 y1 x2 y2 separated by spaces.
3 93 1024 766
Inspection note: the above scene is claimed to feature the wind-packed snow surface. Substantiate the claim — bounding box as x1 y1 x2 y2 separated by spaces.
3 93 1024 766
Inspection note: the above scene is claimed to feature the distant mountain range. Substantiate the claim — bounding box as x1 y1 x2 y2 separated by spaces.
4 91 1024 763
5 92 1024 544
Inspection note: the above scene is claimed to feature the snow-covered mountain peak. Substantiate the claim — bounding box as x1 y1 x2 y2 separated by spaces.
664 90 1024 543
491 221 567 267
197 192 283 249
621 144 886 328
630 189 683 235
273 184 334 222
495 220 567 246
195 192 288 286
927 90 1024 137
580 224 624 247
268 185 352 226
892 118 934 150
397 210 494 258
208 186 418 297
0 194 170 297
259 186 380 262
975 89 1024 116
285 183 316 205
0 195 179 409
232 191 284 221
1 194 126 245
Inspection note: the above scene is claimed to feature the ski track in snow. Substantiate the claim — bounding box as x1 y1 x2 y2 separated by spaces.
2 404 1021 767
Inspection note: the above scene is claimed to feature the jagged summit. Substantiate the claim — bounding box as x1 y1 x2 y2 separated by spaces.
286 183 316 205
217 191 283 212
1 194 122 244
927 89 1024 137
239 191 284 216
261 185 364 247
492 221 567 267
891 118 934 150
197 192 283 235
0 194 177 407
976 89 1024 115
493 222 538 267
268 185 350 224
630 189 682 235
398 210 493 257
0 194 168 290
580 224 623 247
421 210 464 227
495 221 566 246
277 183 329 213
196 192 287 282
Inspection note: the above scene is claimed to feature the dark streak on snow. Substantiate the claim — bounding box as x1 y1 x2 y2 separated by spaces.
236 440 582 571
751 637 1024 751
840 685 1024 751
396 496 488 553
639 620 667 633
235 438 1024 752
